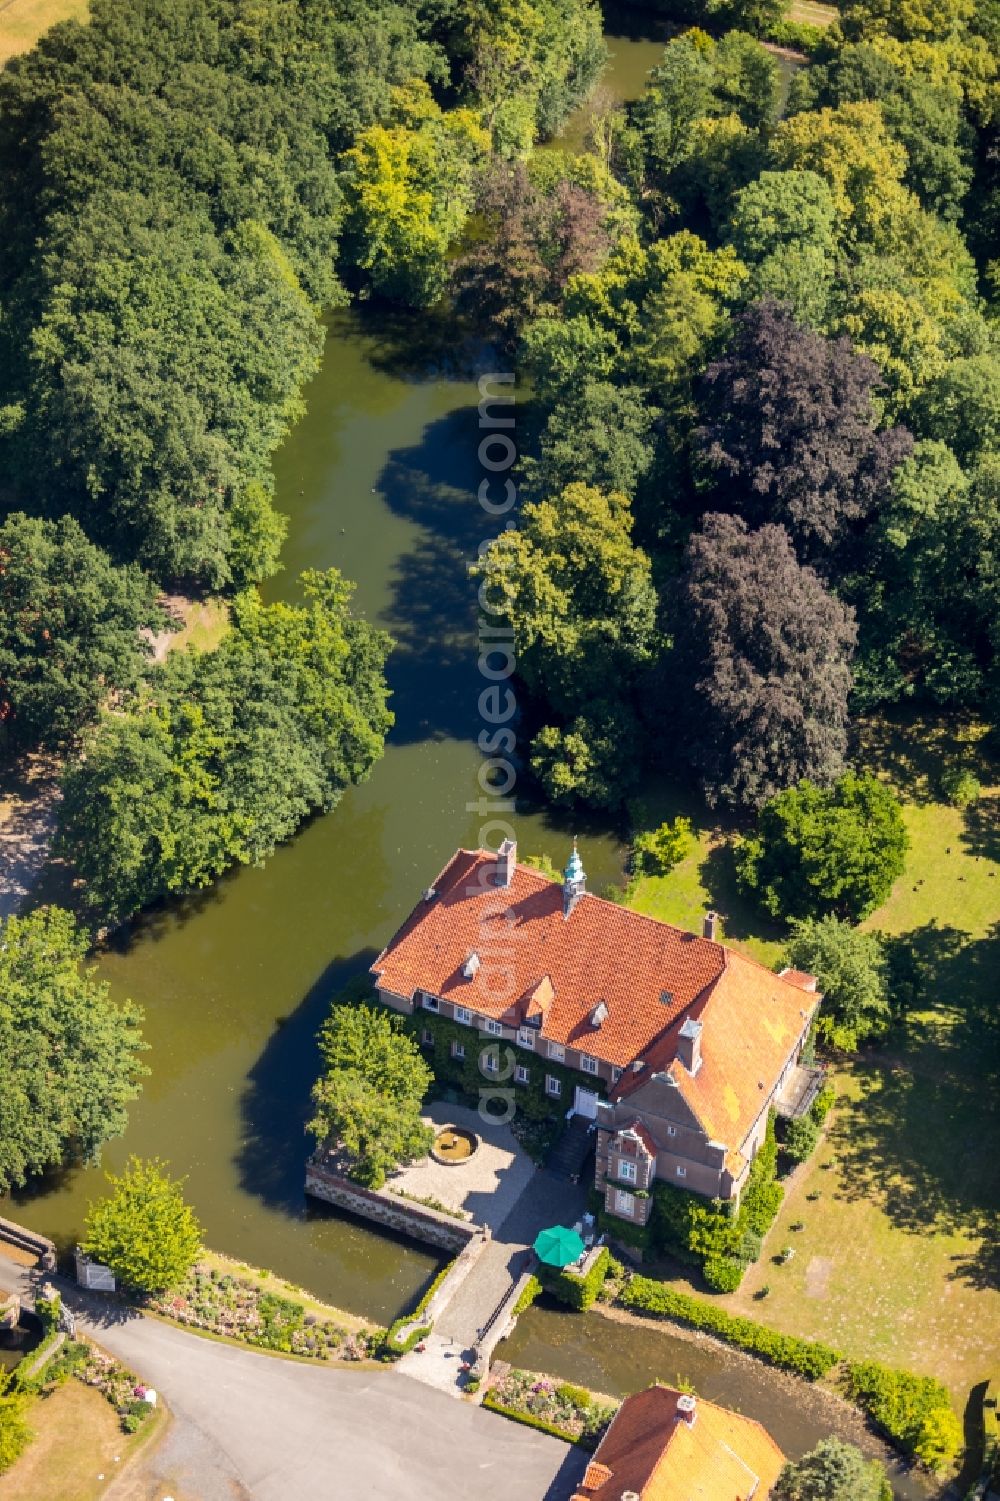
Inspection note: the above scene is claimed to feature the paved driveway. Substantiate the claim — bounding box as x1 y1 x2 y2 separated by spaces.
0 1259 585 1501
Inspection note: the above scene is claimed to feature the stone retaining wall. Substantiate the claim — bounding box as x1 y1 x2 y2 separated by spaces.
0 1214 56 1268
472 1265 538 1377
305 1161 481 1253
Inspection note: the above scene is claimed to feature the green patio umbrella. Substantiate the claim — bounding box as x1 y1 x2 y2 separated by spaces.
533 1225 586 1268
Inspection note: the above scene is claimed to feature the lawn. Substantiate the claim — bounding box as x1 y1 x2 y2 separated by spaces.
786 0 838 24
0 0 87 66
0 1380 164 1501
624 715 1000 1406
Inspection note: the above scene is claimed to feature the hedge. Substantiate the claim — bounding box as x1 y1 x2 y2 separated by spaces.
540 1248 610 1311
620 1276 840 1380
514 1275 543 1316
381 1261 454 1357
845 1361 964 1470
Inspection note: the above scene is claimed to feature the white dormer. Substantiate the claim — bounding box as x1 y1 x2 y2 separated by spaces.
590 1000 608 1027
463 952 481 978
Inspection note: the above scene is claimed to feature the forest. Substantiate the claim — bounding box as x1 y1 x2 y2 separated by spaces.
0 0 995 923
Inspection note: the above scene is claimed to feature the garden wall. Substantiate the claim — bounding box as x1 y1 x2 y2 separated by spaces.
305 1159 481 1253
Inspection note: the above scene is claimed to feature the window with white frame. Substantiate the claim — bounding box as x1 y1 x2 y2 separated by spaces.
483 1051 499 1074
515 1065 530 1084
666 1125 677 1137
611 1066 622 1084
454 1006 471 1024
516 1027 535 1049
580 1053 599 1075
676 1165 687 1179
484 1019 503 1036
421 1029 433 1045
545 1075 562 1097
547 1041 565 1062
451 1041 465 1060
421 993 439 1011
614 1189 635 1216
617 1159 637 1183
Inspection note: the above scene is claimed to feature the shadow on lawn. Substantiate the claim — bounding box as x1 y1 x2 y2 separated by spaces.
829 921 1000 1288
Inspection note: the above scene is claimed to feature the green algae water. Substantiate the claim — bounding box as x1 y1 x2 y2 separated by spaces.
9 307 624 1322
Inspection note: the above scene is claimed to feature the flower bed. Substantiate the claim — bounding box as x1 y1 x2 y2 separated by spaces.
484 1368 618 1448
44 1340 156 1434
148 1263 376 1360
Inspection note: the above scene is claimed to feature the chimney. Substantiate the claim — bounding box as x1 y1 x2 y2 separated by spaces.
702 910 720 942
562 838 586 919
496 838 517 888
676 1394 697 1426
677 1017 702 1075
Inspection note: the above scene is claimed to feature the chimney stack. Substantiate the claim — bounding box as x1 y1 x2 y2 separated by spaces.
702 910 719 942
496 837 517 888
677 1017 703 1075
676 1394 697 1426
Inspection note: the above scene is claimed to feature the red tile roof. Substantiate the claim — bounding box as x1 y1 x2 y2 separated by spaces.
574 1385 786 1501
372 849 818 1151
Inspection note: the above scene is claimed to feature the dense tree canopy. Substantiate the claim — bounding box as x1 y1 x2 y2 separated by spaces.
56 570 393 924
674 514 857 809
697 300 913 557
737 773 909 921
775 1437 893 1501
0 907 147 1193
310 1004 433 1189
0 512 159 753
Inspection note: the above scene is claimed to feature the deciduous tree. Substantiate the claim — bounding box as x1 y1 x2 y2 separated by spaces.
775 1436 893 1500
0 513 159 754
674 514 857 809
83 1158 202 1295
697 300 913 556
786 916 891 1049
0 908 147 1193
737 773 909 921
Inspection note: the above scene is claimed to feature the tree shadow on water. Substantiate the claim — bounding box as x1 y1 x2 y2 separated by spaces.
236 951 379 1219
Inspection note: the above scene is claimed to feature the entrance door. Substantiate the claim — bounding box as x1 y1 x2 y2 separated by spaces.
573 1086 599 1120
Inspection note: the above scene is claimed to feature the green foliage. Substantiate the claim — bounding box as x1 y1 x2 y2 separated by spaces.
382 1261 454 1356
632 818 694 876
514 1275 543 1315
540 1247 611 1310
340 89 488 306
940 766 981 807
845 1360 963 1469
737 775 909 922
83 1156 202 1295
0 1367 31 1475
775 1436 894 1500
56 570 392 925
0 513 159 754
675 514 857 811
0 906 147 1193
783 1114 821 1163
786 917 891 1050
251 1293 306 1352
402 1005 603 1123
619 1277 841 1378
650 1113 782 1287
310 1004 433 1190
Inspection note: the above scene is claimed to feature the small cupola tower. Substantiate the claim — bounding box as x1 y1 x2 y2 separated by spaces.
563 838 586 919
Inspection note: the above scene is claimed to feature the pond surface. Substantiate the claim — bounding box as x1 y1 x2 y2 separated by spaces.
8 307 623 1323
500 1303 939 1500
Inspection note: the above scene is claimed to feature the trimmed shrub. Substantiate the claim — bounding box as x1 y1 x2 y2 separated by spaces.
703 1255 745 1292
845 1361 963 1470
620 1277 840 1379
514 1276 543 1316
941 767 980 808
540 1247 610 1311
783 1114 821 1163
